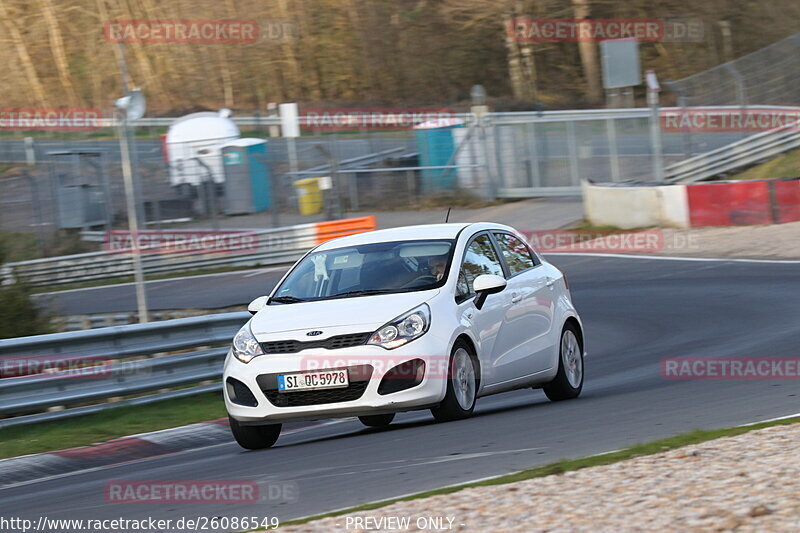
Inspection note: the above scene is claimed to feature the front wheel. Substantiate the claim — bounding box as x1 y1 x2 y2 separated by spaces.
358 413 395 427
543 324 584 401
229 416 282 450
431 341 477 422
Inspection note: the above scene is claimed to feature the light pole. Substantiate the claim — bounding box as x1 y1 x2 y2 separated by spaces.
115 88 149 323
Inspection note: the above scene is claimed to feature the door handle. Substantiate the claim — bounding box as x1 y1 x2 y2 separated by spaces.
511 293 522 303
546 277 555 288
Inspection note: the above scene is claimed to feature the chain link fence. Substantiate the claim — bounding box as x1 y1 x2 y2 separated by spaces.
0 107 762 260
665 33 800 108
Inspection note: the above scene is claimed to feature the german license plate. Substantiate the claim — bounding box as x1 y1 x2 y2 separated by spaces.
277 370 349 392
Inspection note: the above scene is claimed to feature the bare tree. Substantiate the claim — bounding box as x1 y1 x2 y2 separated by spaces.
572 0 602 105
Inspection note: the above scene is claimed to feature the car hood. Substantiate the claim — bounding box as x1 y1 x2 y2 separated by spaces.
250 290 438 339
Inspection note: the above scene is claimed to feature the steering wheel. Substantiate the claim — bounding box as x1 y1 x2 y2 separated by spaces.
402 274 437 288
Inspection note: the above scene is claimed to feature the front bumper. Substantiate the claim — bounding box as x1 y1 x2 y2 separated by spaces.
223 332 451 424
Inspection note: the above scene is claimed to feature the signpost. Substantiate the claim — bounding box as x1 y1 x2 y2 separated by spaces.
115 88 149 323
600 39 641 108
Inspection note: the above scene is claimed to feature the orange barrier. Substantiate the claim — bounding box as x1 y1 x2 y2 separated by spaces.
314 216 377 244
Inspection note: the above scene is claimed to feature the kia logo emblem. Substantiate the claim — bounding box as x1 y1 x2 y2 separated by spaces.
306 330 323 336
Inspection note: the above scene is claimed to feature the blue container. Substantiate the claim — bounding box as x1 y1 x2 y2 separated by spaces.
222 139 271 214
414 119 463 193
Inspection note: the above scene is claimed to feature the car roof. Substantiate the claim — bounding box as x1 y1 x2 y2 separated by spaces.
314 222 515 251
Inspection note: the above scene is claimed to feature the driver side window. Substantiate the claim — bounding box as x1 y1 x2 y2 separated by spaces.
456 234 504 303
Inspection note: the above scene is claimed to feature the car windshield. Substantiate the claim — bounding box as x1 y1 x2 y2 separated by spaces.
270 239 454 303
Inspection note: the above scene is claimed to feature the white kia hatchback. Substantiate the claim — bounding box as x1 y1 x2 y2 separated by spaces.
224 223 585 449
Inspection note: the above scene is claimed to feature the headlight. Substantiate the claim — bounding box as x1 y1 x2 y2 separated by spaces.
231 324 264 363
368 304 430 349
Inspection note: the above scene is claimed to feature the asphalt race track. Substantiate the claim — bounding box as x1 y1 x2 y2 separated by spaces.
7 255 800 531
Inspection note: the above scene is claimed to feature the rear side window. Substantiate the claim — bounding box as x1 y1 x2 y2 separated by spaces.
493 232 537 275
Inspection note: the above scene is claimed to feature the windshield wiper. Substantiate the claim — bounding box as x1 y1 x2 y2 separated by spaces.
269 295 306 304
327 289 396 299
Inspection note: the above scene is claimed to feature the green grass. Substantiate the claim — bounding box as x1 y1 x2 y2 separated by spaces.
729 148 800 180
0 392 227 459
0 231 42 263
0 229 95 264
274 415 800 527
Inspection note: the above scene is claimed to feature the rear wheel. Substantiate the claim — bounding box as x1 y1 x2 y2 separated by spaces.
543 324 583 401
431 341 477 422
229 416 281 450
358 413 395 427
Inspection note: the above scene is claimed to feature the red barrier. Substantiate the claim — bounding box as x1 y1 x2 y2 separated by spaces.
687 181 772 226
772 178 800 223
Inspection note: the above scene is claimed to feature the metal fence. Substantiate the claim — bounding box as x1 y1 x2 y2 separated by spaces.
0 312 249 428
2 216 376 287
665 33 800 108
0 107 786 257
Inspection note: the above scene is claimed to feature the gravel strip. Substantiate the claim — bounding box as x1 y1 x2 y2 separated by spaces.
282 422 800 532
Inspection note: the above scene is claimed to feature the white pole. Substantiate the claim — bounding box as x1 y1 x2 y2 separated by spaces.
118 113 149 323
647 70 665 182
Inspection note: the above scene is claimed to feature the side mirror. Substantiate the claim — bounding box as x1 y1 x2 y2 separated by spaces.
247 296 270 315
473 274 506 310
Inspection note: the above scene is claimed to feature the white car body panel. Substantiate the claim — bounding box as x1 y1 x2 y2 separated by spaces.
224 222 584 425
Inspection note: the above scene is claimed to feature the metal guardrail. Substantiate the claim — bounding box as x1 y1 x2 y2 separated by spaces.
2 216 376 287
0 312 250 428
52 311 212 332
666 117 800 183
87 109 680 127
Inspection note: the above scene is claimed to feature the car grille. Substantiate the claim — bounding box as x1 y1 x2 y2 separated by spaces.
260 333 371 354
257 365 373 407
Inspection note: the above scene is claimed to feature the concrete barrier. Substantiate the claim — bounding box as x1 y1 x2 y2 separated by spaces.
583 181 689 228
584 178 799 228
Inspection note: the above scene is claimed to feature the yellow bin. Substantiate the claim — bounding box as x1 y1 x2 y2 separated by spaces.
294 177 324 215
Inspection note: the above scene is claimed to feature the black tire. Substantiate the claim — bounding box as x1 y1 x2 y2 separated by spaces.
431 340 478 422
358 413 395 427
229 416 282 450
543 323 584 401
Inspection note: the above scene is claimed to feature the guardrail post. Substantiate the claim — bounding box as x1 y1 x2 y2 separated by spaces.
566 121 581 186
492 122 506 190
348 172 359 211
606 118 621 182
523 122 542 188
406 169 417 204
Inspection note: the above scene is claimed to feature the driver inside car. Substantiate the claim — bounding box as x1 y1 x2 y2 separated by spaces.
428 255 448 281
